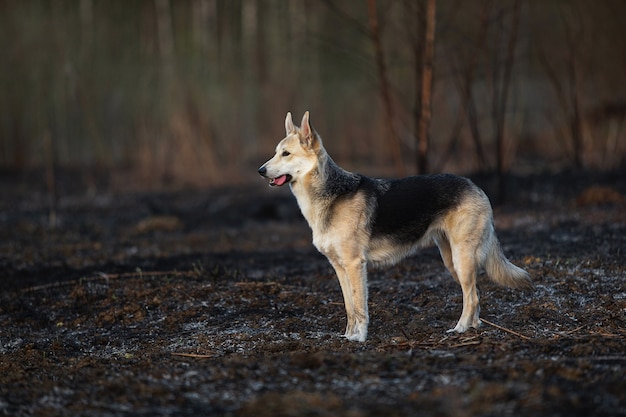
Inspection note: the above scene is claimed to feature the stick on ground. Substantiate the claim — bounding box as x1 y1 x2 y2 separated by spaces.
482 318 532 340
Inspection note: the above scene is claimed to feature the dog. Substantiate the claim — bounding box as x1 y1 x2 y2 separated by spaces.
258 111 531 342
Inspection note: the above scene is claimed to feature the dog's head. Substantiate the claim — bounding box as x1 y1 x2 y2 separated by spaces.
258 111 321 187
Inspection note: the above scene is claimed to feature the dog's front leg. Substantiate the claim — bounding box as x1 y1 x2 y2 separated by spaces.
328 260 356 338
328 257 369 342
344 258 369 342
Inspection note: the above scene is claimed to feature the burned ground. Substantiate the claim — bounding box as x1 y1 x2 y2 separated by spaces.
1 171 625 416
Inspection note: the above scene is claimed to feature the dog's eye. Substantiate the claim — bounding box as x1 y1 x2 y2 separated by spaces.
281 151 290 157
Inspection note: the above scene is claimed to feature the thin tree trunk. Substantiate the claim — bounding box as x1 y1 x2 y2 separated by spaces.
494 0 520 202
413 1 424 174
155 0 175 79
457 2 490 173
44 131 57 229
538 46 584 169
242 0 258 156
367 0 405 176
564 10 584 169
570 63 583 169
417 0 436 174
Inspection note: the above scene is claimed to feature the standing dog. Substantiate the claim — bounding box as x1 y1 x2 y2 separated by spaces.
258 112 531 342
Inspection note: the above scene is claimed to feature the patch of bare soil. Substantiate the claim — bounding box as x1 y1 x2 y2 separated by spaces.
1 171 625 416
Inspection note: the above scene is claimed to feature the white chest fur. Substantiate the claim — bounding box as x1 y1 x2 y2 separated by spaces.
291 181 371 263
290 183 316 228
290 183 334 254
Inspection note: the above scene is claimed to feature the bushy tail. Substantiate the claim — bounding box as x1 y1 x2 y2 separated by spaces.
484 234 532 289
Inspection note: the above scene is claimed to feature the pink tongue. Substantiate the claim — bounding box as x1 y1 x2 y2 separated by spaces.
274 175 288 186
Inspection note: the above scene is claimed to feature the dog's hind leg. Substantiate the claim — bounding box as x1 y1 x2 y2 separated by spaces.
443 191 492 333
447 243 481 333
434 234 459 283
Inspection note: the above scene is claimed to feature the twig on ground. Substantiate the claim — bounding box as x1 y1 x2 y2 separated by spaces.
171 352 215 359
234 281 280 288
555 325 587 336
448 340 481 349
589 330 623 338
482 318 532 340
396 325 411 342
379 334 482 351
22 270 196 293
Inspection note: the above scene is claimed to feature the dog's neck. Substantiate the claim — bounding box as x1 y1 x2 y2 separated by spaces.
290 150 360 231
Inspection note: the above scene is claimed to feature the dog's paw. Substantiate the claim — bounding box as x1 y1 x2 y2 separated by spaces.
446 326 466 334
344 322 368 342
447 318 481 334
344 332 367 342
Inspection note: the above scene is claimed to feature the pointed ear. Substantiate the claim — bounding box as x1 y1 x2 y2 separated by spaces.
285 112 295 135
300 111 311 139
299 111 317 149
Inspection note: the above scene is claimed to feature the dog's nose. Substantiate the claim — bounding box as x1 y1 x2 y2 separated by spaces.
258 166 267 176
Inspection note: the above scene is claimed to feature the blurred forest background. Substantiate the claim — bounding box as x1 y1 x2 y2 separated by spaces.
1 0 625 190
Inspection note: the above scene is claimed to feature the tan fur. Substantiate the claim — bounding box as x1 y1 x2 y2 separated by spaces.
310 192 371 339
259 112 531 342
434 190 532 332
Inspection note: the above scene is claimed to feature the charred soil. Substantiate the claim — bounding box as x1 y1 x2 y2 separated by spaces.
1 171 625 416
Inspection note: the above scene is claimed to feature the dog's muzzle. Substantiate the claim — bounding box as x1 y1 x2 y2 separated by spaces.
258 165 291 187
